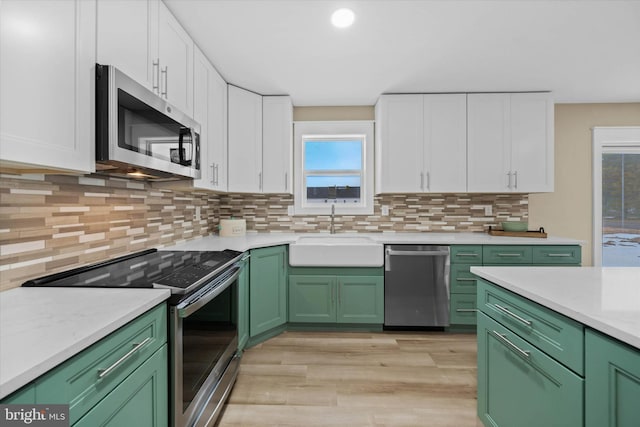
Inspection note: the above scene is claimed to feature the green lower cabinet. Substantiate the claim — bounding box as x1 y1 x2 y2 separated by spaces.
74 345 168 427
249 245 288 337
585 330 640 427
477 312 583 427
289 275 336 323
288 269 384 325
336 276 384 324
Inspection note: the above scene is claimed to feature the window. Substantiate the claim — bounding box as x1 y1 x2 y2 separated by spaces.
294 121 374 215
593 127 640 266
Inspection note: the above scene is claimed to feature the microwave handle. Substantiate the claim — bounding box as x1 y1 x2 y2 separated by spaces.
178 127 192 166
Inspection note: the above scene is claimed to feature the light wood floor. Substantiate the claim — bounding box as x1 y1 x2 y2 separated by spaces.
217 331 481 426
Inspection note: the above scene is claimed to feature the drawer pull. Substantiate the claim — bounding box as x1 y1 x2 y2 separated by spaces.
457 278 477 282
456 308 477 313
492 331 531 359
98 337 152 379
546 253 572 257
494 304 532 326
497 253 521 257
456 253 479 257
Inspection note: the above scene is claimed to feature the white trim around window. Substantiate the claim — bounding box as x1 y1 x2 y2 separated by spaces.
592 126 640 266
293 121 375 215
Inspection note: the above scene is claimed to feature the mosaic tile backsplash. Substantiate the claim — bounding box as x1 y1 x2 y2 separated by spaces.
1 174 528 290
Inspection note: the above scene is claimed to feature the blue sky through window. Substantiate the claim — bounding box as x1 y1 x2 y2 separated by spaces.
304 140 362 171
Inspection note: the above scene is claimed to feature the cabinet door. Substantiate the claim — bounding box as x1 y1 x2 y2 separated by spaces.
510 93 554 192
289 275 336 323
228 85 263 193
586 330 640 427
262 96 293 194
467 94 511 192
237 257 250 351
97 0 159 92
375 95 424 193
450 264 478 294
74 345 168 427
209 65 228 192
337 276 384 324
477 312 583 427
423 94 467 192
0 0 95 173
158 1 193 116
249 246 287 336
192 46 213 190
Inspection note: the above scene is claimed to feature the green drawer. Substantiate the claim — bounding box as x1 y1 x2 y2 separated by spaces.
450 264 478 294
450 294 477 325
477 279 584 375
36 304 167 424
450 245 483 264
483 245 532 265
532 245 581 265
477 312 584 427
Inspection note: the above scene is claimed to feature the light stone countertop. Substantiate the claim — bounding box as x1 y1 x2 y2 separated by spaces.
162 231 583 252
471 266 640 350
0 288 170 399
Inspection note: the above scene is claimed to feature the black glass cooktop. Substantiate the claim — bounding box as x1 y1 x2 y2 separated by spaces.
22 249 243 294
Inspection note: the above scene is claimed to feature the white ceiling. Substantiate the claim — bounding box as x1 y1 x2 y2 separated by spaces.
165 0 640 106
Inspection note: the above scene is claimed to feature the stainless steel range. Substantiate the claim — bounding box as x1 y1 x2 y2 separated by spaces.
23 248 245 427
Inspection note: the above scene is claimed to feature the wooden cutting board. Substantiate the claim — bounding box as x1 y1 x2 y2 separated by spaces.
488 227 548 238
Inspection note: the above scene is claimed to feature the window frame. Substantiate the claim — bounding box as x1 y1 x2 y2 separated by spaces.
293 121 374 215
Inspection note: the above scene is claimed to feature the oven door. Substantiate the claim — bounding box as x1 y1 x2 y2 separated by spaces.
170 268 241 427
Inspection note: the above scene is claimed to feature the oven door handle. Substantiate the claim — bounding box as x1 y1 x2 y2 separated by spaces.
177 268 241 318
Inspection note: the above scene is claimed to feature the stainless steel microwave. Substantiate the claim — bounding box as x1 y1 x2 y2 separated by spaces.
95 64 201 180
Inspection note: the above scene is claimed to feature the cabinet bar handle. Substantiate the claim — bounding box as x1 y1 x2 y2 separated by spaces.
259 172 263 190
492 331 531 359
152 60 160 94
507 171 512 189
494 304 532 326
547 253 572 257
420 172 424 191
426 172 430 191
456 308 477 313
285 172 288 191
210 164 215 185
457 278 477 282
161 66 168 98
98 337 152 379
497 253 521 257
514 171 518 189
456 253 479 257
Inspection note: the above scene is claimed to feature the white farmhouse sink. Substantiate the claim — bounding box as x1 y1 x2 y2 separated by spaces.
289 235 384 267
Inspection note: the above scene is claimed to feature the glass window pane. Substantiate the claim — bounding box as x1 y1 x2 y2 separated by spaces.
602 153 640 266
304 140 362 171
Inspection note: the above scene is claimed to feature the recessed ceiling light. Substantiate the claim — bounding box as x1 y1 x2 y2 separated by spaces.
331 8 355 28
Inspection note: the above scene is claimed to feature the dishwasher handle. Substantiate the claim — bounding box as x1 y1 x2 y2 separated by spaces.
386 248 450 257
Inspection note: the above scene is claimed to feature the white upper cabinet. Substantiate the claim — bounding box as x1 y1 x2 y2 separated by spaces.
375 95 424 193
97 0 158 91
467 92 553 192
97 0 193 117
0 0 96 173
262 96 293 194
192 46 227 192
228 85 263 193
423 94 467 192
158 1 193 117
375 94 467 193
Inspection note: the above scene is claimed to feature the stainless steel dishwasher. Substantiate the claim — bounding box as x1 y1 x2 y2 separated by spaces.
384 245 450 327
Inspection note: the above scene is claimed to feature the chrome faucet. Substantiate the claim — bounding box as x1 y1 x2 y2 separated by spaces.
330 204 336 234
